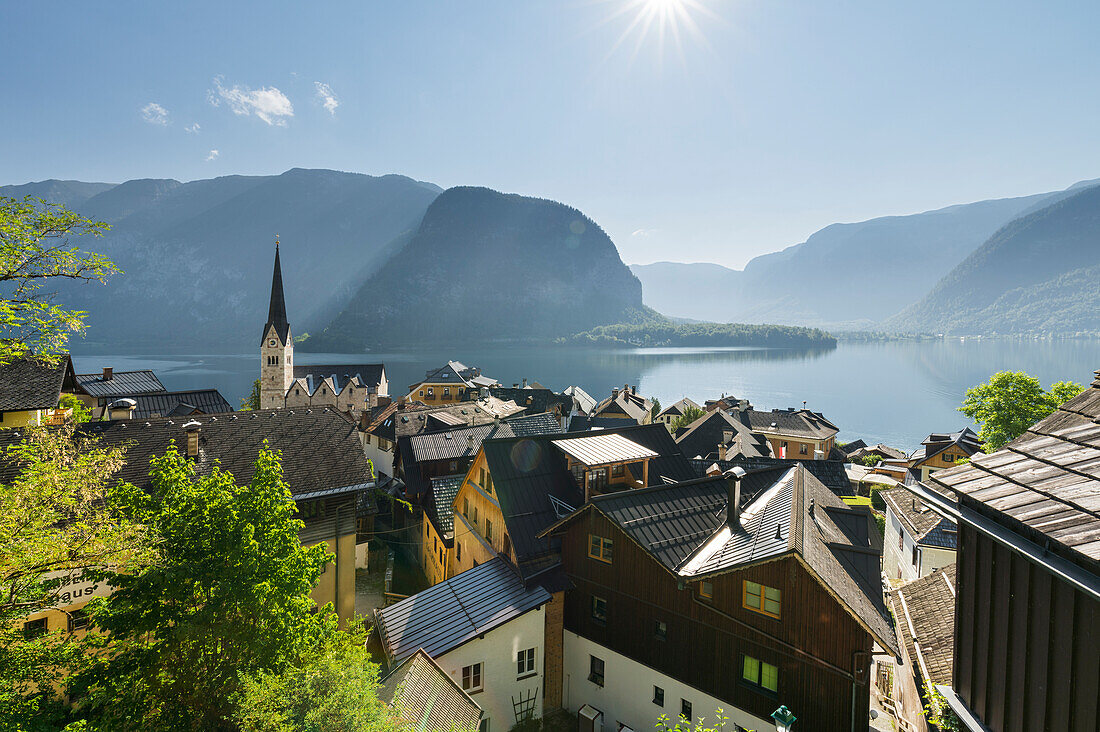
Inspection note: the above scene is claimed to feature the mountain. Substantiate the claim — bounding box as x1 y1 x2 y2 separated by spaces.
632 189 1068 328
0 179 116 209
307 187 645 350
887 184 1100 335
40 169 441 351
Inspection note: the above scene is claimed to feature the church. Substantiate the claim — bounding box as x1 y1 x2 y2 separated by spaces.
260 243 388 414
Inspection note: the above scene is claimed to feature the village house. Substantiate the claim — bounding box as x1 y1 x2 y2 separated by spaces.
562 385 597 416
0 355 87 428
907 428 983 482
74 366 167 418
405 361 499 404
843 441 907 463
655 397 701 431
909 370 1100 732
589 385 653 425
675 408 773 462
542 464 897 732
109 388 233 419
478 383 575 429
743 406 840 461
5 407 373 635
259 244 387 415
374 558 551 732
880 486 958 584
378 649 483 732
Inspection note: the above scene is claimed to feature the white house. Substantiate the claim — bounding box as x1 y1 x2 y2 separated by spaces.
374 558 550 732
880 487 957 584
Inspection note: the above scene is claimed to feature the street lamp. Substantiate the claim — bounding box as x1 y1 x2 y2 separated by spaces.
771 706 797 732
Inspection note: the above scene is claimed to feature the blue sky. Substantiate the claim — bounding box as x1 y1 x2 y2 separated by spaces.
3 1 1099 267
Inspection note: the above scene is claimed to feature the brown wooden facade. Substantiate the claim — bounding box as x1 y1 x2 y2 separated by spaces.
558 509 874 732
953 515 1100 732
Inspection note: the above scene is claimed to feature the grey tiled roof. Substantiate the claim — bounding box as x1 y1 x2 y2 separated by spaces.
409 412 563 463
657 397 701 419
891 564 956 685
129 389 233 419
426 474 464 541
690 456 853 497
75 369 166 397
931 374 1100 562
676 409 771 462
567 415 636 432
374 558 550 665
293 363 385 396
745 407 839 440
881 487 958 549
909 427 983 463
380 649 482 732
0 356 76 411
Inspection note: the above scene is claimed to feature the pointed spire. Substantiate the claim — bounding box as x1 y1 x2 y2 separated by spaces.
263 239 290 345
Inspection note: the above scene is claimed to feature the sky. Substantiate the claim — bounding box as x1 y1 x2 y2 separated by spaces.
3 1 1100 268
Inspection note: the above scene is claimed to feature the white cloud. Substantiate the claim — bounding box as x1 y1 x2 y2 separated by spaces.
631 228 658 237
185 123 201 134
208 76 293 126
205 149 219 162
314 81 339 115
141 102 169 125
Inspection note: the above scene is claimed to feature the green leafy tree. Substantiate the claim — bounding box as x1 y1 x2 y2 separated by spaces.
0 197 117 364
669 404 705 433
858 453 883 467
650 398 662 421
235 618 405 732
959 371 1086 451
74 444 331 731
0 427 149 729
241 378 262 410
58 393 92 423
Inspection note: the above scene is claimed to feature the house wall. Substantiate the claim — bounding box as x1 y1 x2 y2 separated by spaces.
953 519 1100 732
884 509 956 584
0 408 44 429
763 435 834 461
407 382 468 404
563 630 774 732
421 514 452 587
438 605 546 732
361 432 395 479
559 510 873 732
451 452 516 577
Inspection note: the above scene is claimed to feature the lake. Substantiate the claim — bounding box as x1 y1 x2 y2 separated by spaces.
69 339 1100 451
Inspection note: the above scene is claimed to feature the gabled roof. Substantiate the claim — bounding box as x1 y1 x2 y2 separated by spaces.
745 408 839 440
414 361 481 388
425 475 464 542
676 409 772 462
721 456 853 497
379 649 482 732
881 487 958 549
551 432 658 466
0 408 372 500
562 385 596 415
657 397 701 419
263 243 290 345
567 414 637 432
409 412 563 463
847 443 907 461
909 427 983 463
292 363 385 395
129 389 233 419
75 369 166 397
592 388 652 423
891 564 957 686
483 386 572 417
548 465 898 654
930 372 1100 564
0 355 79 411
374 558 551 665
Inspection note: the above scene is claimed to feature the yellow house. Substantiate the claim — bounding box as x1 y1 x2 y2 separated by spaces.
0 355 86 429
908 428 984 481
744 407 839 460
405 361 498 404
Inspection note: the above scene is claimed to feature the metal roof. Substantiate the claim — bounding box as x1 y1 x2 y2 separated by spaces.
551 432 658 466
379 649 482 732
75 369 166 397
409 412 563 463
374 558 551 665
128 389 233 419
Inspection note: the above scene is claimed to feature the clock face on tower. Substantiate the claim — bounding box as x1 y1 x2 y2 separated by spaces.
269 339 277 347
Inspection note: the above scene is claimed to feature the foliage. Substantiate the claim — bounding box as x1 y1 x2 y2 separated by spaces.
858 453 883 467
650 398 661 420
924 686 960 732
0 427 149 729
235 618 404 732
655 708 731 732
57 393 92 423
670 404 706 433
562 319 837 349
73 444 331 731
0 197 117 364
241 378 262 410
874 512 886 541
869 485 886 511
959 371 1086 451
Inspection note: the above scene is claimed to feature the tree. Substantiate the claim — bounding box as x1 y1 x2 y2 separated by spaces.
858 453 883 467
670 404 705 433
0 427 149 729
74 444 332 731
650 398 662 421
241 378 262 410
959 371 1086 451
0 197 117 364
235 618 405 732
58 393 92 423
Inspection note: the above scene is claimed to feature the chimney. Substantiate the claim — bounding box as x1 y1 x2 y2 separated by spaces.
631 385 636 395
814 449 825 461
722 430 734 444
106 398 136 421
612 387 620 399
102 367 113 381
183 420 202 457
522 378 528 388
725 466 747 529
718 443 727 461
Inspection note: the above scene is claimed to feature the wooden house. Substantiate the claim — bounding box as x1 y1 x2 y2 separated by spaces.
907 428 983 482
590 385 653 425
655 397 701 431
0 355 89 428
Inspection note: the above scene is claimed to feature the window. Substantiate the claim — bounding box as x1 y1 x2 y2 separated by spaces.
799 443 808 455
463 498 469 517
480 468 487 487
743 581 781 619
457 542 462 561
461 663 483 692
944 453 955 462
444 387 450 396
588 655 605 686
22 617 47 639
741 655 778 694
653 686 665 706
419 390 424 397
588 534 613 563
898 528 904 550
912 546 918 567
485 519 493 542
780 440 788 450
472 505 478 526
587 468 608 492
654 620 667 640
486 472 493 493
681 700 692 721
439 548 444 566
433 536 437 551
611 464 625 478
517 647 536 677
590 595 608 623
699 581 713 599
570 463 585 484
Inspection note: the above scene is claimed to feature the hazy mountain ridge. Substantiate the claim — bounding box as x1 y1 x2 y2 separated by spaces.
0 179 116 209
307 186 646 350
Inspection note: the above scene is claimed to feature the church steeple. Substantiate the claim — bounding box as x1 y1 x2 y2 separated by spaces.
264 240 291 345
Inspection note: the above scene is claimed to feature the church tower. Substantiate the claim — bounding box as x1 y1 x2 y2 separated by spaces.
260 241 293 409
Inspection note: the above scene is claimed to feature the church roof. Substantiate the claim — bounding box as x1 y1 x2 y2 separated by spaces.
263 243 290 345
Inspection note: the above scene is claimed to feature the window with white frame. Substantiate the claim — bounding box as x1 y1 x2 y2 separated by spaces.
517 647 536 677
461 662 483 693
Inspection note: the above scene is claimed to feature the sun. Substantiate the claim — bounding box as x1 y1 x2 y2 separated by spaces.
599 0 719 67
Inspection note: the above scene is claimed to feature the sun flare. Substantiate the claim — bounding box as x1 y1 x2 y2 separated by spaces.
600 0 719 66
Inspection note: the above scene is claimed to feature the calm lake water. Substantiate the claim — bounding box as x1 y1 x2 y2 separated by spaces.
70 339 1100 452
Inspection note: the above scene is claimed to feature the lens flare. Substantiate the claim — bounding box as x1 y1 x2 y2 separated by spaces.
595 0 720 68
